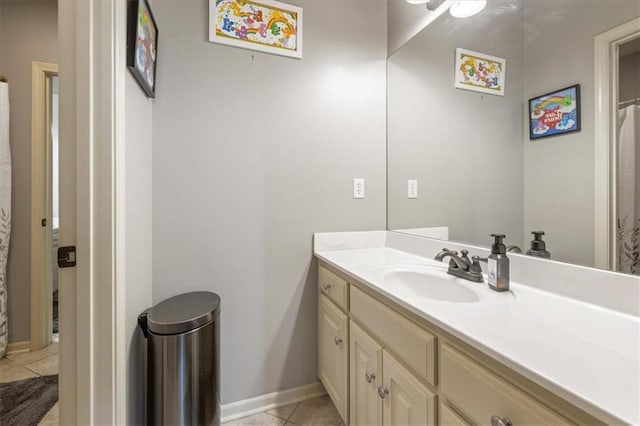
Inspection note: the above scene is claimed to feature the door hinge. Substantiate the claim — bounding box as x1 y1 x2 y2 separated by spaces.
58 246 77 268
41 218 46 227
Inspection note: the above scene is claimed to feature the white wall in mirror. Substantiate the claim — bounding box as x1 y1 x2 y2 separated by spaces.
387 0 448 55
387 0 640 274
388 0 526 247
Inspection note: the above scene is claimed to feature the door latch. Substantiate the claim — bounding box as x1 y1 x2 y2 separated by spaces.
58 246 77 268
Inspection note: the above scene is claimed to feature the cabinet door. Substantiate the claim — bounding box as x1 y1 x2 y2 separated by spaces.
381 351 436 426
318 294 349 424
350 321 383 426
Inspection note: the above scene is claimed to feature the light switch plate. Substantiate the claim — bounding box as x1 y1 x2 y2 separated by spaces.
408 179 418 199
353 178 365 199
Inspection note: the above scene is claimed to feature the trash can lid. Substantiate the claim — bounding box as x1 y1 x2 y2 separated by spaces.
147 291 220 335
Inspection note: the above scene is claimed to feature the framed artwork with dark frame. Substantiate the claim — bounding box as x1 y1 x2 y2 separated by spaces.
127 0 159 98
528 84 581 140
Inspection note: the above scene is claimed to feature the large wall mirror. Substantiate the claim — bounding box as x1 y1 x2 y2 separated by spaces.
387 0 640 275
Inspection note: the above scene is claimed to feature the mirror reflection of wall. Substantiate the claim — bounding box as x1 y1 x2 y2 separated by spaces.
388 0 525 250
387 0 640 275
617 39 640 275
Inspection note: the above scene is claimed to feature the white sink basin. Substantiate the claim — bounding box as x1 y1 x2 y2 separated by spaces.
383 269 480 303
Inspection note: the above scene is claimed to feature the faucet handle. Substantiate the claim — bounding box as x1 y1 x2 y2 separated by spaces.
459 250 472 268
470 256 486 282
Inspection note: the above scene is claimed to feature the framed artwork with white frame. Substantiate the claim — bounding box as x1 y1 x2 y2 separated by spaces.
454 48 506 96
209 0 303 59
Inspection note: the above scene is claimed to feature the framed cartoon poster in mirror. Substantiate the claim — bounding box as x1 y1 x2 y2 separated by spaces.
529 85 581 140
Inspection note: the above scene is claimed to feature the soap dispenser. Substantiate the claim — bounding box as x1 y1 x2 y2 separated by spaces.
487 234 510 292
526 231 551 259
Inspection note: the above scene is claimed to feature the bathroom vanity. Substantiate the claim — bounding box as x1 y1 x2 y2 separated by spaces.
315 231 639 426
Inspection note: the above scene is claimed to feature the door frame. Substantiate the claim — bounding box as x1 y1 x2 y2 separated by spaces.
58 1 127 424
593 17 640 270
30 61 58 352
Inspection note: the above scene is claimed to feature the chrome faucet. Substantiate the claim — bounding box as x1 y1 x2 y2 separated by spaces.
434 248 484 283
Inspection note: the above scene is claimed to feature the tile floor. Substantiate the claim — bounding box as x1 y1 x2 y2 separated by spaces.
224 395 344 426
0 342 59 426
2 344 339 426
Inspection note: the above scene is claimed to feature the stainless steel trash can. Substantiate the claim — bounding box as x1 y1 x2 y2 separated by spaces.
138 291 220 426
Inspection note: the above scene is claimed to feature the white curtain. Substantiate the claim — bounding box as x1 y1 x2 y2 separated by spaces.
617 104 640 275
0 82 11 357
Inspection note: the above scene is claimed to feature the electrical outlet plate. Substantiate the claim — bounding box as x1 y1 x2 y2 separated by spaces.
353 178 365 199
408 179 418 199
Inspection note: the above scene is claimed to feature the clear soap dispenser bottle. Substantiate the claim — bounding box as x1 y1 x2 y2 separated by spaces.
487 234 510 292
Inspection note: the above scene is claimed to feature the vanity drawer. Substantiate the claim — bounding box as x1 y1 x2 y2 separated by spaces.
440 344 572 426
350 285 437 387
318 264 349 312
439 402 471 426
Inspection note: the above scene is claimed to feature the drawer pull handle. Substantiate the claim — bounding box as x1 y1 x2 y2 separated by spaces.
365 372 376 383
321 284 331 293
334 337 343 346
377 386 389 399
491 416 512 426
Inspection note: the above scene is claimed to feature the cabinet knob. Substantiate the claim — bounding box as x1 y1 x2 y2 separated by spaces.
334 337 343 346
365 372 376 383
321 283 331 293
491 416 512 426
377 386 389 399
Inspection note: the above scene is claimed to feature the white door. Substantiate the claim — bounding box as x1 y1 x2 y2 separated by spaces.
58 1 127 424
30 62 58 352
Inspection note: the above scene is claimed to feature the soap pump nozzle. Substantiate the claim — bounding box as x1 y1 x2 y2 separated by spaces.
526 231 551 259
490 233 507 255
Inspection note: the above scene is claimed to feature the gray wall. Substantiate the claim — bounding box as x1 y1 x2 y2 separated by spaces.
387 0 435 55
0 0 58 344
152 0 387 404
522 0 640 267
620 50 640 102
388 2 525 248
124 73 153 424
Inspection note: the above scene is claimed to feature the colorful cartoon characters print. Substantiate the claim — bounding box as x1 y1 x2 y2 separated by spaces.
458 53 503 91
135 0 157 90
215 0 298 51
530 87 580 139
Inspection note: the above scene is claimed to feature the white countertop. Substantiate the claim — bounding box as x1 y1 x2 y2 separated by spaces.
314 245 640 425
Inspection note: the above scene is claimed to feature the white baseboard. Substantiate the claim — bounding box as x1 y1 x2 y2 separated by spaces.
221 381 327 423
6 340 31 355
